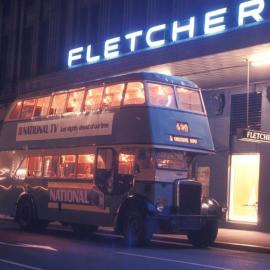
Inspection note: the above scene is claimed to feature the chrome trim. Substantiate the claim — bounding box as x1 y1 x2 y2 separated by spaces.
175 179 181 208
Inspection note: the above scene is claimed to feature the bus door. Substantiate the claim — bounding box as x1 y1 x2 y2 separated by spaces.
96 148 116 195
116 152 136 194
96 149 136 195
95 149 135 201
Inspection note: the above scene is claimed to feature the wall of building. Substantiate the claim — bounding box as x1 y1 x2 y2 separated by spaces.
196 81 270 231
0 0 242 103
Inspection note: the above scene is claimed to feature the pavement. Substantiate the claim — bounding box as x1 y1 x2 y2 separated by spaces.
155 228 270 254
1 214 270 253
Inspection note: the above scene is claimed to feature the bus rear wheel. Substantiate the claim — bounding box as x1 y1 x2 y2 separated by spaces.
16 198 36 231
123 208 149 247
187 220 218 248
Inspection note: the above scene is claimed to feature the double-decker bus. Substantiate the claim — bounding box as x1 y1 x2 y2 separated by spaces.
0 72 221 248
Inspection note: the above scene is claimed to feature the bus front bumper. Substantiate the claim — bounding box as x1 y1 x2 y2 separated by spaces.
147 214 218 234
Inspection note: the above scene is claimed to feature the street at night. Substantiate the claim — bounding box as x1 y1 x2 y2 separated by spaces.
0 219 269 270
1 1 270 270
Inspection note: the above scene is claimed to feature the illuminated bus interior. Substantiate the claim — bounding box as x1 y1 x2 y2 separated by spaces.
6 82 204 121
13 148 189 183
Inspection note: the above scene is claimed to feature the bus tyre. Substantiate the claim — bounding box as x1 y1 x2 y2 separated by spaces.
123 208 149 247
187 220 218 248
17 199 36 231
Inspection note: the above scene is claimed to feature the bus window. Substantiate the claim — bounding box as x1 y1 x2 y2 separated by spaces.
43 156 59 178
84 87 103 111
176 87 204 113
102 84 124 108
49 93 67 115
118 153 135 175
77 154 95 179
15 158 28 180
123 82 145 105
66 89 85 113
34 96 51 117
27 156 43 177
20 99 36 119
8 101 23 120
154 150 187 171
138 149 153 169
97 149 113 169
148 83 176 109
59 155 76 178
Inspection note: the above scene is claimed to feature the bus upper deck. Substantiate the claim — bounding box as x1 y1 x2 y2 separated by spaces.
0 72 214 153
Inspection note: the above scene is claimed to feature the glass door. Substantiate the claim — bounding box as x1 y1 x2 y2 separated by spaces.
228 154 260 224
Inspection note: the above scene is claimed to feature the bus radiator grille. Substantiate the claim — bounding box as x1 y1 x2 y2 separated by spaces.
175 180 202 215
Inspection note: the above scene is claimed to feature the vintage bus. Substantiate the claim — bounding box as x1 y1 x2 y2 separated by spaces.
0 72 221 248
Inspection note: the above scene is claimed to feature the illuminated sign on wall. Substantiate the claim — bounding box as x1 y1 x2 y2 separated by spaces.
237 129 270 143
68 0 266 68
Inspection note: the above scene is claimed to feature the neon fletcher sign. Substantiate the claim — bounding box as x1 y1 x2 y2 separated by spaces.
68 0 266 68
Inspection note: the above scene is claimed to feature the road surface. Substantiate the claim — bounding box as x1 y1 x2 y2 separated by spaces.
0 219 269 270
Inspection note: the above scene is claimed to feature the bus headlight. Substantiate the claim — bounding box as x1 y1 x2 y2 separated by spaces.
156 202 165 213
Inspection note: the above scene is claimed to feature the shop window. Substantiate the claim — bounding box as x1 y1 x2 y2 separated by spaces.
20 99 36 119
84 87 103 111
97 149 113 169
59 155 76 178
148 83 176 109
118 153 135 175
177 87 204 113
102 84 125 108
77 154 95 179
43 156 59 178
15 158 28 180
124 82 145 105
27 156 43 177
229 154 260 223
66 89 85 113
49 93 67 115
33 96 51 117
8 101 23 120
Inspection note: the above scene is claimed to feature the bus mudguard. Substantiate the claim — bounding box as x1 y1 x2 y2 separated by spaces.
114 194 156 233
15 192 37 218
201 198 222 219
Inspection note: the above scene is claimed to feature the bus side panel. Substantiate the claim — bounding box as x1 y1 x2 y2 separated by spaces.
0 178 16 215
31 178 116 227
0 151 25 216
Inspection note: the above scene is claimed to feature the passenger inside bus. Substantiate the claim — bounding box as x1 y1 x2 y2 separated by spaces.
77 154 95 179
124 82 145 105
84 87 103 111
148 83 176 108
102 84 124 109
59 155 76 178
65 89 85 113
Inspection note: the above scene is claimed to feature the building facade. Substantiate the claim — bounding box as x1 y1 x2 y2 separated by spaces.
1 0 270 232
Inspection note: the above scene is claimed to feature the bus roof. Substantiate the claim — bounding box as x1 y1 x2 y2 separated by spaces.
16 72 199 100
92 72 199 89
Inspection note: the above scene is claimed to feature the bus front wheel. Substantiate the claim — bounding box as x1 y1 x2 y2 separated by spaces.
16 198 36 231
123 208 149 247
187 220 218 248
